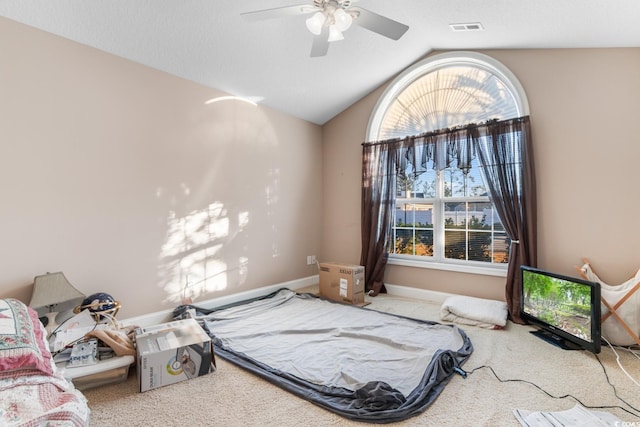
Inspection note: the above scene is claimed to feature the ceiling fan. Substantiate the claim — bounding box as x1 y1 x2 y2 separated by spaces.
241 0 409 57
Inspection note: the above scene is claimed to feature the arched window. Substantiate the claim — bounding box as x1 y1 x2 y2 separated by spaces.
366 52 529 275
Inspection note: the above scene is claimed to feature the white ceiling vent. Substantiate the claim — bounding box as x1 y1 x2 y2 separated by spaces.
449 22 484 32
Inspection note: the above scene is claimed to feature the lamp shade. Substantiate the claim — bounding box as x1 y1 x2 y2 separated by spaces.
29 272 85 310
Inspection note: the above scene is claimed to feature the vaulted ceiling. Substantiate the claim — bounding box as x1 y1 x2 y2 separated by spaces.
2 0 639 124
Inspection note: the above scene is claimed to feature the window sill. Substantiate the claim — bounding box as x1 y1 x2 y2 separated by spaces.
387 256 508 277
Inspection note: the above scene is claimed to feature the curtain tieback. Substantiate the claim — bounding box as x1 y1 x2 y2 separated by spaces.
511 240 520 244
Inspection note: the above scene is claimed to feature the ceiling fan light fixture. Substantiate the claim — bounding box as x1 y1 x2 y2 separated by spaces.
241 0 409 57
305 11 326 35
333 8 353 32
327 24 344 42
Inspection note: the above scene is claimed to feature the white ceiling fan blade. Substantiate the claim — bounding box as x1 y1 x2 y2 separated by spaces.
352 7 409 40
310 26 330 57
241 4 316 22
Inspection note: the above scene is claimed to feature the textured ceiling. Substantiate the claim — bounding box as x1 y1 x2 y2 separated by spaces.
1 0 639 124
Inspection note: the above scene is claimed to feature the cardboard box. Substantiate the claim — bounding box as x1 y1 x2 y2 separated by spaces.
319 262 367 306
135 318 215 392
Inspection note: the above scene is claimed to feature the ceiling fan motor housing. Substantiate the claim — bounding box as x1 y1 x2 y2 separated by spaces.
314 0 353 11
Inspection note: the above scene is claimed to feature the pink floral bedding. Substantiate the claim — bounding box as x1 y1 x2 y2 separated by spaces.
0 299 90 426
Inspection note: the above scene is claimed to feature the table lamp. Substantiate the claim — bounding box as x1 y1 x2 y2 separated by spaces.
29 272 85 335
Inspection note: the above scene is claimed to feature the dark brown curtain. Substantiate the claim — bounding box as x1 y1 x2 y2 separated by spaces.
473 116 537 323
360 116 536 321
360 140 400 296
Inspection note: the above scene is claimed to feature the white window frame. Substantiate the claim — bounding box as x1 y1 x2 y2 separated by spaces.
366 52 529 277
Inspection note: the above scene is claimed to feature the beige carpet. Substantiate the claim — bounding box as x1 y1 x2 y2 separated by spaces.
83 289 640 426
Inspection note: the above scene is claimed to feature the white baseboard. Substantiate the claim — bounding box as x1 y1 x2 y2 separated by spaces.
383 283 455 304
120 277 455 328
120 275 319 328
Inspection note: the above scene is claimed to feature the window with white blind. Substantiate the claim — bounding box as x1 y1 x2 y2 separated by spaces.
367 52 529 275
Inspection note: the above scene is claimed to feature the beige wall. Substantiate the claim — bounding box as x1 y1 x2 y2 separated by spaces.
0 17 323 318
323 48 640 301
3 15 639 316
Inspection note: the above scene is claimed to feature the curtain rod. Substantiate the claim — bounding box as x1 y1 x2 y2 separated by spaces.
362 116 529 147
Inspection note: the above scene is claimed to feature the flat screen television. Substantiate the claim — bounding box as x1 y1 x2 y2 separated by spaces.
520 266 601 353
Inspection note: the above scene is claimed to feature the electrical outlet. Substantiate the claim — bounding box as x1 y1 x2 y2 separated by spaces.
307 255 316 265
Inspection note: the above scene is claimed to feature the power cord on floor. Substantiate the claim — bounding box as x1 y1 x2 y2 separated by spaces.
462 364 640 419
601 336 640 387
594 353 640 416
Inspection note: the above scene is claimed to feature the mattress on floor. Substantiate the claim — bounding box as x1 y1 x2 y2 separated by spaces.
174 288 473 423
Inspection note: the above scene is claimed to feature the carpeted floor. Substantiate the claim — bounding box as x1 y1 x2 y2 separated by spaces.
83 288 640 426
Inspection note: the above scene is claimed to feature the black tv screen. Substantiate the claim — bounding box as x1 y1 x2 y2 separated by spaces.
520 266 601 353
